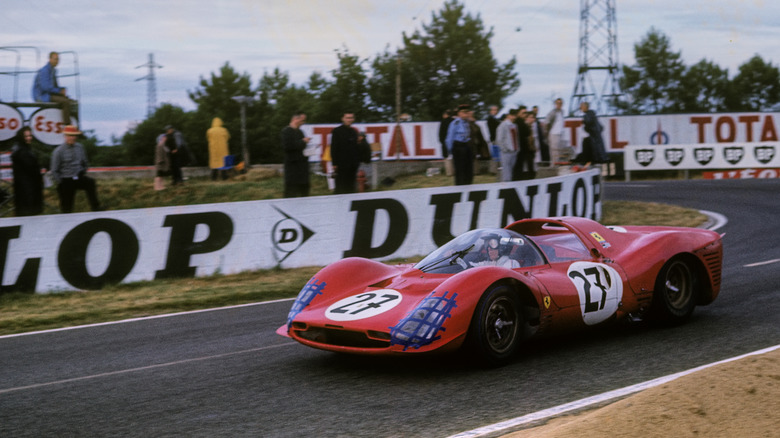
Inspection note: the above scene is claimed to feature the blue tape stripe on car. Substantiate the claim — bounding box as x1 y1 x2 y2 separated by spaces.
287 278 326 328
389 291 458 350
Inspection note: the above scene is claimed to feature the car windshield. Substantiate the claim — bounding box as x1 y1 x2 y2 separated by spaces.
414 229 545 274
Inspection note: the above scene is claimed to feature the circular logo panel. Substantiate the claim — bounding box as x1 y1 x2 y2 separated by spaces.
325 289 403 321
30 107 69 145
0 104 24 141
272 218 305 253
567 262 623 326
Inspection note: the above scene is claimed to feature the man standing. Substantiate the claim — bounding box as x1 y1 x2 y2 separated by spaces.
445 104 473 185
513 106 535 180
530 108 550 165
438 109 453 159
495 109 518 182
281 111 311 197
545 98 567 164
33 51 75 126
330 112 361 194
50 125 102 213
164 125 188 185
580 101 609 163
486 105 500 154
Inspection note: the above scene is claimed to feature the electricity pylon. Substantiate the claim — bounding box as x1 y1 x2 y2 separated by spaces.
135 53 163 117
569 0 623 115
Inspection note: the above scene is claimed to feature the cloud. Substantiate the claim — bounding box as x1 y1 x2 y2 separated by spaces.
2 0 779 144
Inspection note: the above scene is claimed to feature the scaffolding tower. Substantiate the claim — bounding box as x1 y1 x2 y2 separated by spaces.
135 53 163 117
569 0 623 115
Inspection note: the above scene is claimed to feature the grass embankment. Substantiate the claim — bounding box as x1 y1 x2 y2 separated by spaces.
0 170 706 335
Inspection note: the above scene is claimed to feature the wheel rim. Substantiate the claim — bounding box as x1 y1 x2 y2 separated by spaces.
483 296 519 354
663 261 693 311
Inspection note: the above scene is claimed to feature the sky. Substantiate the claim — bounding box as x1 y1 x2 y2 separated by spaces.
1 0 779 144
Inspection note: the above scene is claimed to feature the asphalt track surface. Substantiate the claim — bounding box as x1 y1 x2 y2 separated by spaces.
1 179 779 437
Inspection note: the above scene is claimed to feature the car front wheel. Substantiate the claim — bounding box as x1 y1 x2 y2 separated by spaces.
467 285 522 365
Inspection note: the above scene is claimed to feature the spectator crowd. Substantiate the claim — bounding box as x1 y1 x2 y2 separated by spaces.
8 50 608 214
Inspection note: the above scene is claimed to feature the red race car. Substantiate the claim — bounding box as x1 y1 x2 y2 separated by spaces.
277 217 723 364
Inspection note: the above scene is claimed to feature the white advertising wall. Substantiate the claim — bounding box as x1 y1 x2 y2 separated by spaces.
0 170 601 293
303 111 780 159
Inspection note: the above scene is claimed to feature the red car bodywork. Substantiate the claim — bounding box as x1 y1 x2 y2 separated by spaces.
278 217 723 357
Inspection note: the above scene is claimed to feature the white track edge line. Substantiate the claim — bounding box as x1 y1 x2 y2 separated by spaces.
0 297 296 339
447 344 780 438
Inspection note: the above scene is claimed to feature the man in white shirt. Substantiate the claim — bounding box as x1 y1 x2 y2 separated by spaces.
545 98 567 165
495 109 518 182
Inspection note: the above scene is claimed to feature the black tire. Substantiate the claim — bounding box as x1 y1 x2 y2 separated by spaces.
650 257 697 325
466 285 523 365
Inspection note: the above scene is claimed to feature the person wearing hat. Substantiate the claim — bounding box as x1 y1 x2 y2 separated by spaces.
50 125 102 213
444 104 474 185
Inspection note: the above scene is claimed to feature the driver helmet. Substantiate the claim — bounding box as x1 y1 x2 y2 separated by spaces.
482 233 504 260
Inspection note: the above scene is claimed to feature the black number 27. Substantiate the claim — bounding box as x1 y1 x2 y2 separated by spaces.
330 293 400 315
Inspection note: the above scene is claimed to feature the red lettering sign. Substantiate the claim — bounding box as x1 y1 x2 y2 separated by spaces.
386 125 410 158
364 126 388 144
690 116 712 143
565 120 582 147
760 115 779 141
312 127 333 149
413 125 435 156
609 119 628 149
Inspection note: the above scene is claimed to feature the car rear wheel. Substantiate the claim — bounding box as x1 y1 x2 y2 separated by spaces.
467 285 522 365
651 258 697 325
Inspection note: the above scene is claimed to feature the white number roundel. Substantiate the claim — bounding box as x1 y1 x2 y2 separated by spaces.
325 289 403 321
567 262 623 325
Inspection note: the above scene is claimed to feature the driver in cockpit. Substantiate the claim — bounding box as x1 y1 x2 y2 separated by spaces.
470 234 520 268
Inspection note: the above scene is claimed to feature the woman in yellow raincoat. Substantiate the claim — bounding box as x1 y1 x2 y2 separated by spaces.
207 117 230 180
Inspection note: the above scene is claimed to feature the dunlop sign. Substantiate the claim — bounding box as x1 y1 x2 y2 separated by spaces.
0 170 601 293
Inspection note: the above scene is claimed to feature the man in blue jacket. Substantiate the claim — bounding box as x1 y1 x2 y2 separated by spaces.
33 51 75 126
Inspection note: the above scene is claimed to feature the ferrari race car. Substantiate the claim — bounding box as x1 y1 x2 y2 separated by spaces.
277 217 723 364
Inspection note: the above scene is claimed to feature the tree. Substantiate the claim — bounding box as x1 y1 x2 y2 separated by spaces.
369 0 519 120
121 103 190 166
254 68 315 163
672 59 730 113
318 48 372 122
304 71 332 123
366 46 401 120
189 62 253 117
620 28 686 114
726 55 780 111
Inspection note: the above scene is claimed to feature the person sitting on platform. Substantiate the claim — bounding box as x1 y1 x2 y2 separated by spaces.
33 51 76 126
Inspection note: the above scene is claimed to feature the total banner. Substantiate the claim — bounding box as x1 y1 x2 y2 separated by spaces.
0 170 600 293
303 112 780 160
624 142 780 171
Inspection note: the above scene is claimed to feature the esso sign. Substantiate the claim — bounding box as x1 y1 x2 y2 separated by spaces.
30 107 70 145
0 104 24 141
